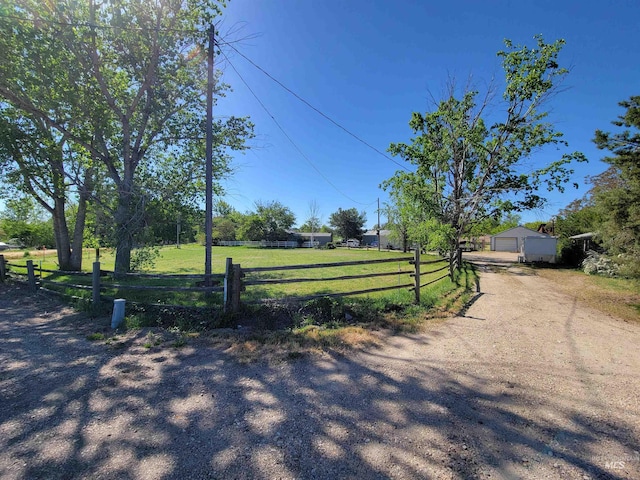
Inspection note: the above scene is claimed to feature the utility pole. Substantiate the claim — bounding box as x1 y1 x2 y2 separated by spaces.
377 198 381 251
204 24 214 284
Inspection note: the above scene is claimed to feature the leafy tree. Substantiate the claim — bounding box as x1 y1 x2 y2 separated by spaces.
0 197 55 247
592 95 640 276
499 213 522 231
213 199 237 218
384 36 585 269
236 213 264 241
253 201 296 241
0 0 253 273
556 204 598 237
212 217 237 242
329 208 366 241
467 216 501 237
0 107 95 269
384 192 424 252
523 221 545 232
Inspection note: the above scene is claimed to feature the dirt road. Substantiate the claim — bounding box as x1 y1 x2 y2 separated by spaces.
1 255 639 479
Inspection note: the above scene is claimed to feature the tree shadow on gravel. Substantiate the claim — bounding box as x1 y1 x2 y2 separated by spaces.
1 284 638 479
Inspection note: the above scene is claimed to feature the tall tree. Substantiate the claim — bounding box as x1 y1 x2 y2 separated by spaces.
302 200 322 246
329 208 366 241
384 36 585 269
592 95 640 276
0 0 253 273
0 1 97 270
0 108 94 269
254 200 296 241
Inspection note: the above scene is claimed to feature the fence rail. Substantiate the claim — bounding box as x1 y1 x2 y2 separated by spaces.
0 249 462 316
0 256 226 311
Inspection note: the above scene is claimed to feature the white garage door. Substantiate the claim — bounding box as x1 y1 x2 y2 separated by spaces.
495 237 518 252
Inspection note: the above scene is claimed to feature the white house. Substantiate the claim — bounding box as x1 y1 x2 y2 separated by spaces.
490 226 550 252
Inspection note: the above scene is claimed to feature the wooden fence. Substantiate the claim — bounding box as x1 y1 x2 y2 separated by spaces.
0 250 460 315
218 249 460 309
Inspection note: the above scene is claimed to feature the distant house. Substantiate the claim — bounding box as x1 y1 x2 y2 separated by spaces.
292 232 333 247
362 229 403 250
490 226 551 252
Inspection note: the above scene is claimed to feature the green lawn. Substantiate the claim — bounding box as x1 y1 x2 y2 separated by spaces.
5 244 469 322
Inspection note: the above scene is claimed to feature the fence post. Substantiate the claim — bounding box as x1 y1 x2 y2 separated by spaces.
449 254 454 281
92 261 101 310
231 263 242 312
0 255 5 282
414 246 421 304
224 257 232 312
26 259 37 292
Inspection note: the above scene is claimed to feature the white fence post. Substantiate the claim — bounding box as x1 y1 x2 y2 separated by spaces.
223 257 232 312
111 299 126 329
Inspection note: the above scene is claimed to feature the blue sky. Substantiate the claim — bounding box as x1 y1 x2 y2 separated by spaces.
214 0 639 229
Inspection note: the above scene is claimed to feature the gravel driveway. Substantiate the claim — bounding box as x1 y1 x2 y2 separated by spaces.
1 253 639 479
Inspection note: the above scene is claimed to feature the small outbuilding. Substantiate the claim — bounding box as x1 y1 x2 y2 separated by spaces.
490 226 551 252
362 229 403 250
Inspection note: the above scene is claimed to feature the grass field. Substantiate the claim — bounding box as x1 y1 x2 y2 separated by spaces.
3 243 412 272
3 244 463 313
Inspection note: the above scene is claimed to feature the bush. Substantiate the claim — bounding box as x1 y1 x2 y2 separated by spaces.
615 254 640 279
560 242 586 267
581 251 619 277
298 296 345 326
130 245 160 271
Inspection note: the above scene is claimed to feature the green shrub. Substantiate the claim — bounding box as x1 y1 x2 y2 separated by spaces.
560 243 586 267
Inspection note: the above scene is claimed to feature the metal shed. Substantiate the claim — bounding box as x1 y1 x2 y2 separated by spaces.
490 226 550 252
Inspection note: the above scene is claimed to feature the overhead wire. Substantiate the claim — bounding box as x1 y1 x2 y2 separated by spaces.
2 10 398 207
2 10 409 173
225 43 411 172
219 49 376 207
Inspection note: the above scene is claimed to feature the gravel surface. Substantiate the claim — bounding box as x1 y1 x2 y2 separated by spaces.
1 253 639 479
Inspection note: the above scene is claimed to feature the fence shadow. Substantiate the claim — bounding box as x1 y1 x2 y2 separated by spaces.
1 283 637 479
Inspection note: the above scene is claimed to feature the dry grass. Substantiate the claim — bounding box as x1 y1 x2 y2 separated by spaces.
206 325 384 363
1 249 49 260
535 268 640 323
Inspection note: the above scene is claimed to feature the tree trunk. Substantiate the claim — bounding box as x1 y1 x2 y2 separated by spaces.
449 237 459 281
114 197 133 275
52 197 73 270
113 173 139 275
69 190 89 271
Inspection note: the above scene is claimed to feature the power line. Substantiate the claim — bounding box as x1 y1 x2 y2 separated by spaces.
225 44 410 172
3 10 410 174
220 49 375 207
